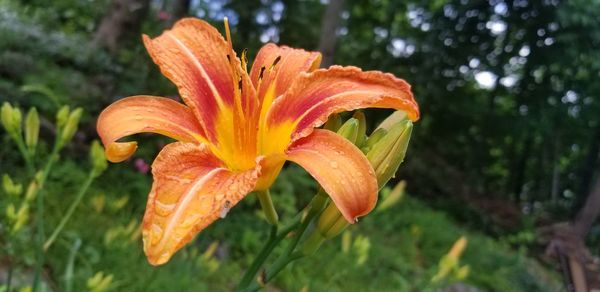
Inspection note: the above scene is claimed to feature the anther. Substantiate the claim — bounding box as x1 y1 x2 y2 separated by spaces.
241 48 248 72
269 56 282 71
224 17 233 50
258 66 266 80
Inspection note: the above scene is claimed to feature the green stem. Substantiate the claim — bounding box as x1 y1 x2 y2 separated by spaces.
238 225 278 288
64 238 82 292
282 191 328 256
265 251 303 283
237 219 301 290
15 136 35 175
32 141 61 292
256 190 278 225
299 231 325 256
6 259 12 292
243 252 304 292
44 171 95 251
241 191 329 291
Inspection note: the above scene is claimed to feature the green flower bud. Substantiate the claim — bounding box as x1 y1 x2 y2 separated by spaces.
60 108 83 146
1 102 13 132
25 108 40 151
366 120 413 189
376 180 406 212
6 203 16 220
341 230 352 253
352 234 371 266
353 111 367 147
12 106 22 132
361 128 387 153
12 204 29 233
25 179 39 202
337 118 359 144
376 110 408 131
86 272 114 291
1 102 22 141
455 265 470 280
316 203 350 240
90 140 108 177
56 105 70 129
3 174 23 196
324 113 342 131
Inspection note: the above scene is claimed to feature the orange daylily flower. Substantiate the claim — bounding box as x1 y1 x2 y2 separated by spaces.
97 18 419 265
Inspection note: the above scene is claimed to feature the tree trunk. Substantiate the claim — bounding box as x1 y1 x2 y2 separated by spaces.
170 0 191 25
512 133 533 202
93 0 150 53
551 133 561 202
573 177 600 239
317 0 346 68
578 125 600 205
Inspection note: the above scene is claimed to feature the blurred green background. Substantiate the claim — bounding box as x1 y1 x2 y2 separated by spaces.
1 0 600 290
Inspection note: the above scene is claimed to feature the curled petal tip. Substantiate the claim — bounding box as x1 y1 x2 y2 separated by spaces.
105 141 138 163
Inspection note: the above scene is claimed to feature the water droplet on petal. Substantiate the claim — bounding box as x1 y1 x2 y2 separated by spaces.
330 161 338 168
220 200 231 218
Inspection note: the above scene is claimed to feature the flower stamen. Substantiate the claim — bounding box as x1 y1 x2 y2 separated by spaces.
269 55 282 72
241 48 248 73
224 17 233 51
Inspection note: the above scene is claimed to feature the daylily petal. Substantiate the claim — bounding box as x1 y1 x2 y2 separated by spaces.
142 142 260 265
250 44 322 155
286 129 378 223
97 96 205 162
249 43 322 104
264 66 419 155
143 18 258 168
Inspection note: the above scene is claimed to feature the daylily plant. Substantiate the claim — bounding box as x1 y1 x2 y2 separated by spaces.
97 18 419 265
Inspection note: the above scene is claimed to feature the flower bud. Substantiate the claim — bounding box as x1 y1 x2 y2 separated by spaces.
1 102 22 141
361 128 387 153
56 105 70 129
25 179 39 202
432 236 468 282
25 108 40 151
455 265 470 280
376 180 406 212
366 120 413 189
1 103 13 132
12 204 30 233
353 111 367 147
376 110 408 131
60 108 83 146
3 174 22 196
6 203 16 220
87 272 114 291
202 241 219 260
299 231 325 256
91 194 106 213
353 235 371 266
316 202 350 239
337 118 359 144
12 106 22 131
324 113 342 132
341 231 352 253
447 236 467 260
90 140 108 177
